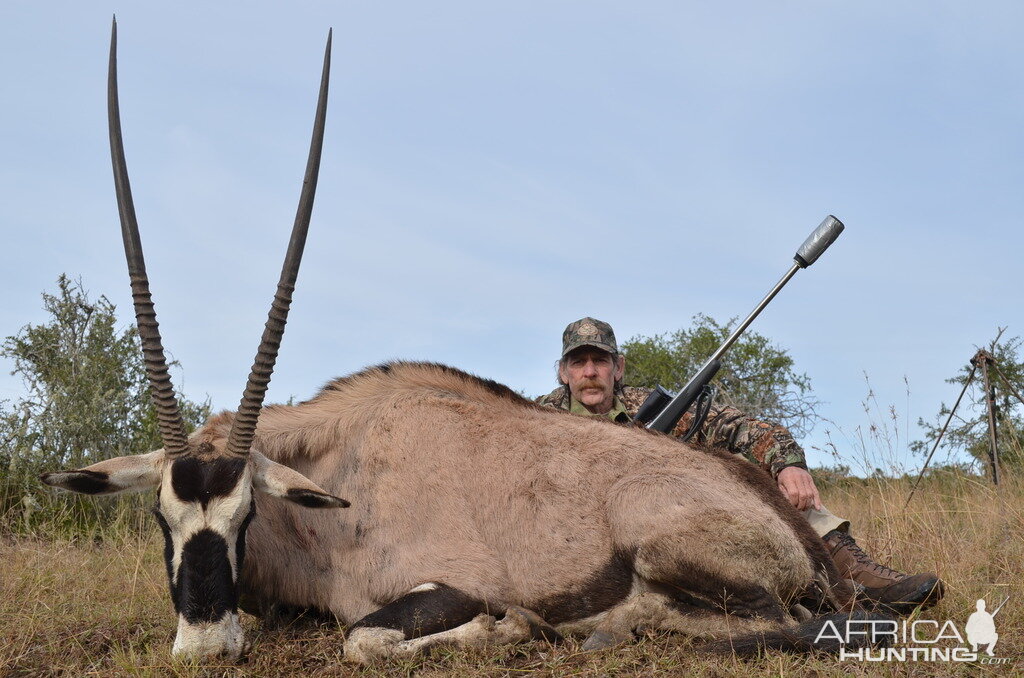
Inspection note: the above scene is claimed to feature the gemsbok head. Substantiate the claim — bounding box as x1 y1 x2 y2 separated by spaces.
40 19 348 660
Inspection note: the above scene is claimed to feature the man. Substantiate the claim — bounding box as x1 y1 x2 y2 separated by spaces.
538 317 944 612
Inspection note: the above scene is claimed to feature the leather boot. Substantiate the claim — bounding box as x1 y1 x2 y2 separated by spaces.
823 530 944 615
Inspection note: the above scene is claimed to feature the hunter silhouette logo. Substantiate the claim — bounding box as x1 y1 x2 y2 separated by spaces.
966 598 1001 656
817 596 1012 664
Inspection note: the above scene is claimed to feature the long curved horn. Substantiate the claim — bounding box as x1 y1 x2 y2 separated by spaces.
225 30 332 457
108 17 189 456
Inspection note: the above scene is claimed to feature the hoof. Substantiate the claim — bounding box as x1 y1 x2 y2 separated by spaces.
502 606 563 643
581 627 632 651
343 627 404 664
790 603 813 622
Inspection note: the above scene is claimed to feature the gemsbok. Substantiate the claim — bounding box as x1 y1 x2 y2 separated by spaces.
42 20 889 664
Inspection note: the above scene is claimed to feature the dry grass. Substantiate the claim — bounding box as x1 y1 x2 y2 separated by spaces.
2 473 1021 677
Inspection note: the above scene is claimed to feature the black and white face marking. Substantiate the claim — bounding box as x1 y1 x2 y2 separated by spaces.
171 456 247 507
41 446 349 659
157 452 349 658
156 455 253 658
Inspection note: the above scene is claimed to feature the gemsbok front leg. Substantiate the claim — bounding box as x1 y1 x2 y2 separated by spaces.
342 583 560 664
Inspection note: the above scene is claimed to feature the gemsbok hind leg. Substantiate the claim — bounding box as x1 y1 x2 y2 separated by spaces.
581 590 784 650
343 583 559 664
587 476 811 649
580 590 891 656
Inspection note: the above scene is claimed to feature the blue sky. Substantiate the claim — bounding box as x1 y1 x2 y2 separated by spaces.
2 2 1022 473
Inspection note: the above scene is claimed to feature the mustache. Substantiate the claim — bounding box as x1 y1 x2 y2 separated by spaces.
577 380 608 390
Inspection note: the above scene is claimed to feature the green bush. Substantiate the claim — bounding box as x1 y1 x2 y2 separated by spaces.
621 314 820 437
1 276 209 538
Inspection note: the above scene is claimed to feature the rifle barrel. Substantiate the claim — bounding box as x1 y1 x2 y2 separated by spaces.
708 262 800 365
643 215 844 435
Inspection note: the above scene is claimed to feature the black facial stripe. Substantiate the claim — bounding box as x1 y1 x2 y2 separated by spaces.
171 456 246 508
235 500 256 577
175 528 237 624
46 470 111 494
152 507 179 613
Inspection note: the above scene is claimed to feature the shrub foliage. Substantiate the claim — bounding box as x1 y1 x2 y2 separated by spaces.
621 314 820 437
0 276 209 536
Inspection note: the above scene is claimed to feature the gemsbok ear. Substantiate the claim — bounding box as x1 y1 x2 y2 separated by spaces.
251 451 350 509
40 450 163 496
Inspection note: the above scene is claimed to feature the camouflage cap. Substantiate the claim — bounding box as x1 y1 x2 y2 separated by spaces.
561 317 618 357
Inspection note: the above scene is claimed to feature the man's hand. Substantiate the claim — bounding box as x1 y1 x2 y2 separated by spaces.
777 466 822 511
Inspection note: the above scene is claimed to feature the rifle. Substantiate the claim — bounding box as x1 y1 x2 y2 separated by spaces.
635 215 845 437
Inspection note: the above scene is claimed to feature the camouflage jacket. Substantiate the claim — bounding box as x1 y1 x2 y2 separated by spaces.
536 385 807 478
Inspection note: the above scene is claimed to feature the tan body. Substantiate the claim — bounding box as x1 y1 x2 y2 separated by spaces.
227 362 841 642
45 359 858 661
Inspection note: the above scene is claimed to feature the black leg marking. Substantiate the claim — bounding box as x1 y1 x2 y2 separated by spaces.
655 563 788 622
351 584 489 640
534 552 634 624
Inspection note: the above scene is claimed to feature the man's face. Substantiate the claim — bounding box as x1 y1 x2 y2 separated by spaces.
558 346 625 414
